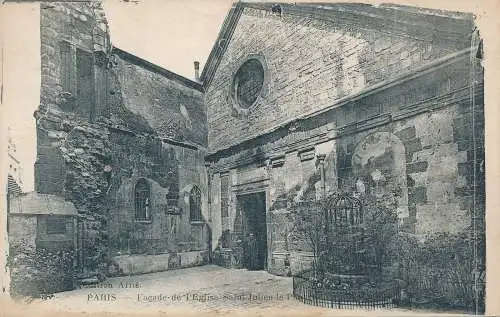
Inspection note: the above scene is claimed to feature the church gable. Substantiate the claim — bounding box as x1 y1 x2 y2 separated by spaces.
203 3 474 153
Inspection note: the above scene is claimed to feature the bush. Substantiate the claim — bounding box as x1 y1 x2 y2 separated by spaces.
289 191 485 313
313 193 399 279
387 231 483 312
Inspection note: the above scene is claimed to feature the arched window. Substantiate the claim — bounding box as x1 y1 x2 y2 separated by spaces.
189 185 202 222
135 178 151 221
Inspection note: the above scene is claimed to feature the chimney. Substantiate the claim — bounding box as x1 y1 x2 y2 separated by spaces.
194 61 200 82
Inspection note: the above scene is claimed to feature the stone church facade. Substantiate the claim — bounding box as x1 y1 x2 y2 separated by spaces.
202 3 484 275
31 2 483 277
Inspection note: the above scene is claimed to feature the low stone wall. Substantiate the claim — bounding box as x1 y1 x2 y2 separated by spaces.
111 250 209 275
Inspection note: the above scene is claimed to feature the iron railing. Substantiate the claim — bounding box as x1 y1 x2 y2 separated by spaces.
292 270 400 310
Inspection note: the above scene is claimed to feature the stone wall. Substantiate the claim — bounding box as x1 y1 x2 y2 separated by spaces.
207 45 484 275
38 1 109 121
204 4 473 153
36 1 209 273
36 1 110 195
34 105 113 270
36 215 76 251
36 1 112 271
108 50 206 146
105 50 209 258
106 133 210 257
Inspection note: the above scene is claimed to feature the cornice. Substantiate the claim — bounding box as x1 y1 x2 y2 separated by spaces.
199 2 244 88
206 81 484 173
206 47 478 160
105 124 205 152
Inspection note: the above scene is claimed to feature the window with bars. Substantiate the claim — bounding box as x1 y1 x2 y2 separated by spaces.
46 216 67 235
189 185 202 222
135 178 151 221
220 174 229 218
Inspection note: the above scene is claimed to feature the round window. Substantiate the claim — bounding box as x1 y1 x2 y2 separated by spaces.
233 58 265 109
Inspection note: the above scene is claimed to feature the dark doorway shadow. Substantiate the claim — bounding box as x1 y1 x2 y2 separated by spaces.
237 192 267 270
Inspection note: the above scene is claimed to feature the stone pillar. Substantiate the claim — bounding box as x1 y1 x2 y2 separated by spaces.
268 154 286 210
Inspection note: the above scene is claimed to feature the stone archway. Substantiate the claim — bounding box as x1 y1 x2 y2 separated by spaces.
351 132 409 222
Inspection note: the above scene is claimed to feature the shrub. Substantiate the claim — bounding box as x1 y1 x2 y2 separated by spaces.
8 240 75 299
289 192 400 281
387 231 483 312
288 191 484 313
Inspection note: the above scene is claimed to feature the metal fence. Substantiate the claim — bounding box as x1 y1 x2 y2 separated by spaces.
292 270 400 310
292 267 484 312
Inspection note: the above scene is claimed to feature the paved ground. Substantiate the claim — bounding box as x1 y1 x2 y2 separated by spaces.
30 265 463 315
35 265 300 313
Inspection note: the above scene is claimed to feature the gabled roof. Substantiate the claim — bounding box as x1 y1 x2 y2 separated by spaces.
9 192 78 216
200 2 475 88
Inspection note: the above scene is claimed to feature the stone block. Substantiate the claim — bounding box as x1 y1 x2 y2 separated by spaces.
458 162 474 177
404 138 422 161
426 181 453 204
111 250 208 275
452 117 473 142
454 187 474 198
415 203 469 235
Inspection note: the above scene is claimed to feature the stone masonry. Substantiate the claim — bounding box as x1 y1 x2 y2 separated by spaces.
30 1 484 279
205 4 471 153
35 1 210 275
202 3 484 276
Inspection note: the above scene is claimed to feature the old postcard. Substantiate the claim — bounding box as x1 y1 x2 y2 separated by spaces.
0 0 497 316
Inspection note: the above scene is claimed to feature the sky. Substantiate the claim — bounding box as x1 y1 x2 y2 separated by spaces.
102 0 234 81
1 3 40 192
